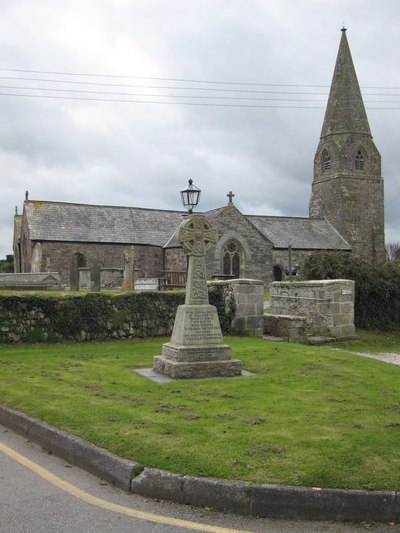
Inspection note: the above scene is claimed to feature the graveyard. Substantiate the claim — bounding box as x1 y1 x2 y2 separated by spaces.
0 331 399 492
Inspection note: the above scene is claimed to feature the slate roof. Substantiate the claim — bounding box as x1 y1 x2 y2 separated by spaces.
163 207 226 248
25 200 184 246
246 215 351 250
24 200 350 251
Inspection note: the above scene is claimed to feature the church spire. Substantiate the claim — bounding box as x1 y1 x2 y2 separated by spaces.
321 28 371 138
309 29 385 261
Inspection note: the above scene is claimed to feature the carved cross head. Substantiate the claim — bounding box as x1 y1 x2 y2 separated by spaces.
176 214 218 256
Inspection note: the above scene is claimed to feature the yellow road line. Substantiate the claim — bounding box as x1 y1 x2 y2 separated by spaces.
0 442 255 533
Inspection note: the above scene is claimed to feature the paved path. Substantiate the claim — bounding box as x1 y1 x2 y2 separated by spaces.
328 348 400 366
1 425 395 533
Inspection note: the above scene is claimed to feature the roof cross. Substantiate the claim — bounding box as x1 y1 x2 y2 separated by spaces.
227 191 235 204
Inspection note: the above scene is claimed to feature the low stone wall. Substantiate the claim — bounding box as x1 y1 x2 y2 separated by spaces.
0 272 61 291
210 279 264 337
0 287 236 344
265 279 355 342
0 292 184 343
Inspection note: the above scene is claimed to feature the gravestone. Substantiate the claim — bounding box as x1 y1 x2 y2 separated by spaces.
122 246 135 290
91 262 101 292
69 253 79 291
153 213 242 379
31 243 42 273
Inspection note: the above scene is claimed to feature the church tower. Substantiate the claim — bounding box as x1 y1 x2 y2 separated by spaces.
309 29 385 260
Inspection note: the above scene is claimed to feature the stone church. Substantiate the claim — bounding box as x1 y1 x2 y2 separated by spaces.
12 29 385 288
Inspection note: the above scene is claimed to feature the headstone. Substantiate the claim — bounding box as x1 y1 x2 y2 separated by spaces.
0 272 61 291
70 253 79 291
31 243 42 273
153 213 242 379
122 246 135 290
91 262 101 292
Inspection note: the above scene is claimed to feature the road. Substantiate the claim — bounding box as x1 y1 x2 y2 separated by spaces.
0 424 396 533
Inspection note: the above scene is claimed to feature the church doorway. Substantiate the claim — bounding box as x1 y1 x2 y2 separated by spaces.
273 265 283 281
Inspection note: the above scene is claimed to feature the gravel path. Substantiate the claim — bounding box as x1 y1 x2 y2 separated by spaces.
329 348 400 366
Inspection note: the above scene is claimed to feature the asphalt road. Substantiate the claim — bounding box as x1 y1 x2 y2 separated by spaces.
0 424 397 533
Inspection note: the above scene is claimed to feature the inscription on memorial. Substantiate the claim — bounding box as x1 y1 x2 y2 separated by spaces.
182 309 222 343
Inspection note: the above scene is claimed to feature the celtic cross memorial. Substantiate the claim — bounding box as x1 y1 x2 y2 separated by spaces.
153 213 242 379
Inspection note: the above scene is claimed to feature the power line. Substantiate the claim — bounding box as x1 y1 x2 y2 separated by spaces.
1 83 399 104
0 67 331 88
0 85 329 102
1 91 400 109
1 67 400 91
0 76 331 95
0 92 327 108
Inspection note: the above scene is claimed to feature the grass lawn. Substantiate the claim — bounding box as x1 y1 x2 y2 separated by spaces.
0 331 399 491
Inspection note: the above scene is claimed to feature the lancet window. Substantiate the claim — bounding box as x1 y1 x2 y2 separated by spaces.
355 150 365 170
322 149 331 172
222 241 241 277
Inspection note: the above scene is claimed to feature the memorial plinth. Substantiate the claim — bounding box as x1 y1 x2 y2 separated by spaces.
153 213 242 379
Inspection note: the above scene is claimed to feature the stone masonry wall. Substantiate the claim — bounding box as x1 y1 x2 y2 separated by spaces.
309 176 385 260
207 205 274 283
267 279 355 341
210 278 264 337
164 248 187 272
0 292 184 343
34 242 162 286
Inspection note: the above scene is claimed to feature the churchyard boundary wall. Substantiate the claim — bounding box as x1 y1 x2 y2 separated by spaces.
265 279 355 342
0 285 236 343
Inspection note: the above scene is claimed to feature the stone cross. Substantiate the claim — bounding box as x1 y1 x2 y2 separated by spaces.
176 214 217 305
122 246 135 290
227 191 235 204
69 253 79 291
153 211 242 379
91 262 101 292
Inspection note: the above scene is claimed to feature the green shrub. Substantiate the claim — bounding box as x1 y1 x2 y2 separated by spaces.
208 283 236 334
302 251 400 331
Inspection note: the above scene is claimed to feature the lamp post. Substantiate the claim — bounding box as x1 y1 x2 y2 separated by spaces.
177 179 217 305
180 179 201 214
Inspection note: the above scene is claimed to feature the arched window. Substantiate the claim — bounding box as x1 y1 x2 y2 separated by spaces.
355 150 364 170
77 253 86 268
322 149 331 172
222 241 241 277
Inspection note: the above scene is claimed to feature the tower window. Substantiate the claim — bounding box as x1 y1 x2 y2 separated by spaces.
355 150 364 170
322 149 331 172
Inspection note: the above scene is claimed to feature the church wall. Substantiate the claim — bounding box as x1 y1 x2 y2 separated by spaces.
272 249 308 279
19 214 33 274
164 247 187 272
33 241 163 286
208 205 274 284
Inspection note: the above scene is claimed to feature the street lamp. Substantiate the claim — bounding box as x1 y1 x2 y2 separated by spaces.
180 179 201 214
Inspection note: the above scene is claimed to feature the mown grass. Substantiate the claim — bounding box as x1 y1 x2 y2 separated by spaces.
335 329 400 354
0 333 399 491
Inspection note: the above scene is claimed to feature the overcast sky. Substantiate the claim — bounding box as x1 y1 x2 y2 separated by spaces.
1 0 400 259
